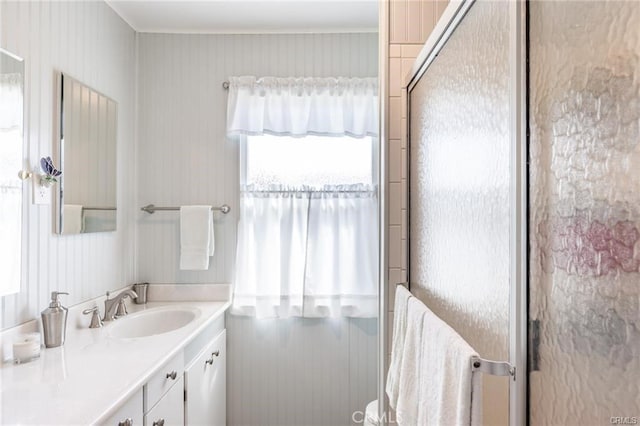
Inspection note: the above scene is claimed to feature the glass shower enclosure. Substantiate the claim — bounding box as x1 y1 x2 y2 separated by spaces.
528 1 640 424
407 1 511 424
404 0 639 424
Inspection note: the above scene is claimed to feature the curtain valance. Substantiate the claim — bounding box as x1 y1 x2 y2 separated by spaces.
226 76 378 138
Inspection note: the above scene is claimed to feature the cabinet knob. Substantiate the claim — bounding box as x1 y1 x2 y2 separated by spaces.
205 350 220 365
165 371 177 380
153 418 165 426
118 418 133 426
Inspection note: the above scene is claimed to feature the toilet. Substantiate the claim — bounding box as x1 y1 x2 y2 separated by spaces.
364 400 380 426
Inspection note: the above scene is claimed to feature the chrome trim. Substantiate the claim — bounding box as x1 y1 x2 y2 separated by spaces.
378 0 390 422
509 0 529 424
141 204 231 214
471 357 516 379
406 0 474 94
82 206 116 211
205 351 220 365
82 305 103 329
103 289 137 322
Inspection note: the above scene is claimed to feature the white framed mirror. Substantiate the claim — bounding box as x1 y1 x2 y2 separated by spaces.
55 73 117 234
0 48 25 296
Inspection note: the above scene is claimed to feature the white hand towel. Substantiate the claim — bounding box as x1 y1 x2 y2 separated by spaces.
62 204 83 234
396 297 427 426
386 285 412 409
417 306 481 426
180 206 214 270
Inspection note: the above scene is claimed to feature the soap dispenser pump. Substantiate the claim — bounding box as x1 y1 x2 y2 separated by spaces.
41 291 69 348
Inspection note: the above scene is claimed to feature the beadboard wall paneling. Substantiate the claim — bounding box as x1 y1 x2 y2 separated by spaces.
227 317 378 426
136 33 378 284
0 1 136 330
136 33 379 426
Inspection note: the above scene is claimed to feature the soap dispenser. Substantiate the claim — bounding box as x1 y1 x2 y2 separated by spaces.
41 291 69 348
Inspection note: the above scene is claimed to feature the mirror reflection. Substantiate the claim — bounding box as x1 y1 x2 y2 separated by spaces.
57 74 117 234
0 48 24 296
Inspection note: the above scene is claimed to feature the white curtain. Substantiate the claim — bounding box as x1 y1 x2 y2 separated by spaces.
229 76 379 318
226 76 378 138
304 188 378 317
233 190 308 318
232 185 378 318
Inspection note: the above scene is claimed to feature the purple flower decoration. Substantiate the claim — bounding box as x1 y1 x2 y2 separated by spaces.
40 156 62 178
39 156 62 186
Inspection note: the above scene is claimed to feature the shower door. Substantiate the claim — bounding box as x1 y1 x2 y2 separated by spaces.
528 1 640 424
406 1 513 424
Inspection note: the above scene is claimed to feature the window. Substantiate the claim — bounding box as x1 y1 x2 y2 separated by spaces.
244 134 373 188
233 135 378 318
226 76 379 318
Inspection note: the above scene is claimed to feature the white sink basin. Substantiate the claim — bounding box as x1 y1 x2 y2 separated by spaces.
109 306 200 339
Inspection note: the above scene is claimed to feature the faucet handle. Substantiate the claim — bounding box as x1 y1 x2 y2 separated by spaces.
82 306 103 328
115 299 128 318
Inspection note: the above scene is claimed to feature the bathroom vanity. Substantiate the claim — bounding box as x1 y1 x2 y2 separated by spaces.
0 285 230 425
103 310 227 426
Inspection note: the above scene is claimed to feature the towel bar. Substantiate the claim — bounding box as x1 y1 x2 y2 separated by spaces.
470 357 516 380
83 207 116 211
141 204 231 214
400 282 514 380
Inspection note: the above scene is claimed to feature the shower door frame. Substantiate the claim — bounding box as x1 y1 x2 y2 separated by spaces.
402 1 528 425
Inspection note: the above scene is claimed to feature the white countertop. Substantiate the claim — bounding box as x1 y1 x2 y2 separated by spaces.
0 285 231 425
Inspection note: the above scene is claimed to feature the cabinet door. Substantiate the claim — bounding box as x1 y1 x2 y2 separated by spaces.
184 329 226 426
145 376 184 426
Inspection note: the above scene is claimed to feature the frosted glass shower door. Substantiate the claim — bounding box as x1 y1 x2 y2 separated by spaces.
408 1 511 424
528 1 640 424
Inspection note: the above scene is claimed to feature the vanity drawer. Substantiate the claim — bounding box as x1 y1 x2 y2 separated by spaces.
144 376 184 426
101 388 143 426
144 352 184 413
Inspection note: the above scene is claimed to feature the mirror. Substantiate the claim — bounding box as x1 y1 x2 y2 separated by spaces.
0 48 24 296
56 73 117 234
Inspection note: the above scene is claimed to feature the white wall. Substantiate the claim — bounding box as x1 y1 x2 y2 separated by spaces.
137 33 378 283
228 316 378 426
0 1 137 330
137 33 378 425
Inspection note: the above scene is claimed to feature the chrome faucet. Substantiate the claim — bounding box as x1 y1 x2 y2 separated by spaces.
103 289 138 321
